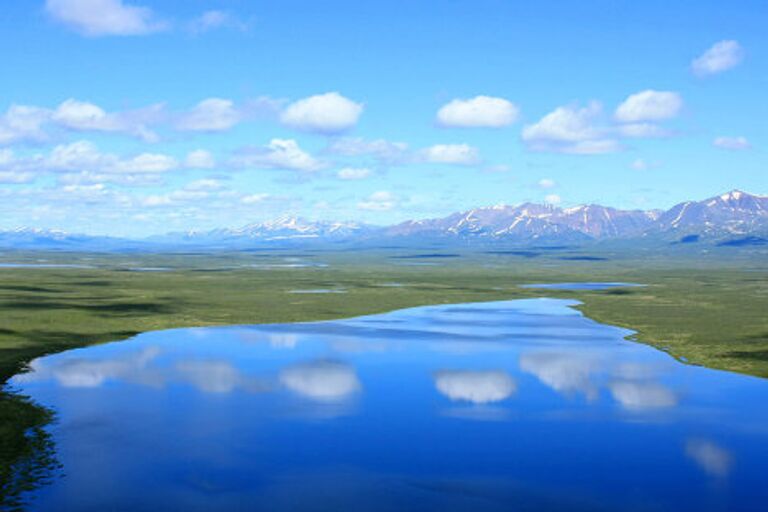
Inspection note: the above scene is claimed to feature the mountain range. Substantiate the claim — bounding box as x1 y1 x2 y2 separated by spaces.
2 190 767 251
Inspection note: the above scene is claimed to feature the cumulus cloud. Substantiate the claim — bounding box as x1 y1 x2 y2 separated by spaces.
337 167 371 180
421 143 480 165
326 137 409 164
0 171 34 184
436 95 519 128
0 149 34 183
176 98 240 132
614 90 682 123
231 139 325 172
538 178 556 189
280 92 363 134
713 136 751 151
691 40 744 77
0 105 50 145
0 99 166 144
52 99 162 141
280 360 361 402
46 140 178 174
357 190 395 211
522 102 620 154
45 0 167 36
184 149 215 168
617 123 672 139
544 194 561 205
188 10 246 34
184 179 222 192
241 193 271 205
434 370 516 404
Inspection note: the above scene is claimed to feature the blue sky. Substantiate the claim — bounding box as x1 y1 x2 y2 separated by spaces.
0 0 765 236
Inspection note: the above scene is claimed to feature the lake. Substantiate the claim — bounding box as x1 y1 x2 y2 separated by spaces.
9 298 768 511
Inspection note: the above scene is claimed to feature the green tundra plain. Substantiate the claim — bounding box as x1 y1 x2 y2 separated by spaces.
1 246 767 508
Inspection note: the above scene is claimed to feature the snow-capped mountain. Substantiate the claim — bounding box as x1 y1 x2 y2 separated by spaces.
154 216 373 245
0 228 134 250
386 202 660 242
1 190 766 250
654 190 768 236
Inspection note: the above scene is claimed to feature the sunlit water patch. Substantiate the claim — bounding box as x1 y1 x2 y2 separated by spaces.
9 299 768 511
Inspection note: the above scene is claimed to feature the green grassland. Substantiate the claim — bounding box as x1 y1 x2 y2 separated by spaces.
1 247 767 508
1 248 767 380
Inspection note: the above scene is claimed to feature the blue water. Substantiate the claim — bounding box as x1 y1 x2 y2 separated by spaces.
9 299 768 511
520 282 645 290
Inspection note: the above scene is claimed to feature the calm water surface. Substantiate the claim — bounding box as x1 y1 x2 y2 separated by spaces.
10 299 768 511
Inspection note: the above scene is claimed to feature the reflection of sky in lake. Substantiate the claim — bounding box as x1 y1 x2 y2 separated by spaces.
11 298 768 511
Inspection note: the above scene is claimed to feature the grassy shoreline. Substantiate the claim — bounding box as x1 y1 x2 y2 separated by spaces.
1 251 767 381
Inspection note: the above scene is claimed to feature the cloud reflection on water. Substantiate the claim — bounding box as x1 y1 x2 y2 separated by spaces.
17 347 269 394
519 351 600 400
279 360 361 402
608 380 678 410
434 370 516 404
685 438 734 477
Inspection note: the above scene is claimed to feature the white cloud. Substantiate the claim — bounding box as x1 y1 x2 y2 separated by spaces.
615 90 682 123
713 136 751 151
184 149 215 168
691 40 744 77
421 143 480 165
357 190 396 211
140 181 218 207
0 171 34 184
46 140 178 174
617 123 671 138
326 137 409 164
280 92 363 134
436 95 519 128
241 193 270 205
631 159 650 171
434 370 516 404
544 194 561 205
0 105 50 145
232 139 325 172
184 179 222 192
188 10 246 34
52 99 162 141
176 98 240 132
538 178 556 189
116 153 177 173
522 102 620 154
337 167 371 180
45 0 167 36
0 149 15 167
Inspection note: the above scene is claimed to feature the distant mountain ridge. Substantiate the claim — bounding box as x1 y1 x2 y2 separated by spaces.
2 190 767 250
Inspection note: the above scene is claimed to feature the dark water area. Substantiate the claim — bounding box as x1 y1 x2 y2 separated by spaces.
9 299 768 511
